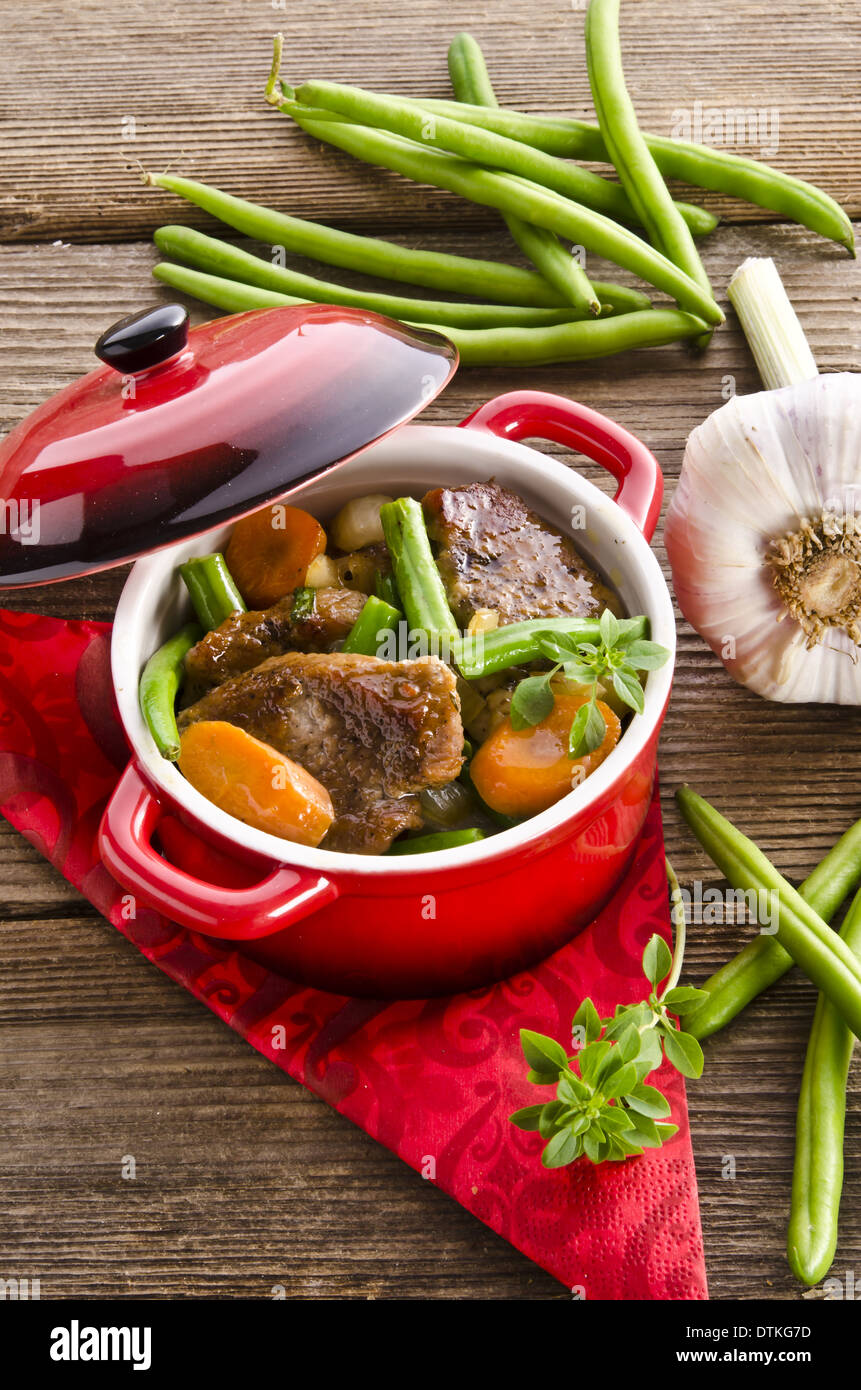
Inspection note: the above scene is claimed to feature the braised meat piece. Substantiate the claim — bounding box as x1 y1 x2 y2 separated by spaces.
178 652 463 854
422 480 618 627
184 587 366 692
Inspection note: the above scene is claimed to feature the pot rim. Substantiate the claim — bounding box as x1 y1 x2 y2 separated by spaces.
112 421 675 877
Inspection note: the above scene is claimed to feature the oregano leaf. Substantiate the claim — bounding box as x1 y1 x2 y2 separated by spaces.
612 667 645 715
623 639 671 671
662 1027 705 1079
572 996 603 1046
510 674 555 730
509 1104 545 1132
642 934 673 991
520 1029 568 1077
569 699 606 759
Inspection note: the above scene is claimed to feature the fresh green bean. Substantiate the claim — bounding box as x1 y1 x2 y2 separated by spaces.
295 73 602 314
683 813 861 1040
446 33 600 320
387 827 485 855
139 622 202 761
452 616 647 679
146 171 576 307
585 0 717 346
419 781 476 829
379 498 459 649
179 554 247 630
154 226 636 326
341 594 402 655
788 886 861 1286
154 263 696 367
374 571 403 610
296 74 718 242
389 84 852 252
272 97 724 324
676 788 861 1040
408 309 708 368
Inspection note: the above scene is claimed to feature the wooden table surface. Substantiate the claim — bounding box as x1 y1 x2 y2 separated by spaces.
1 0 860 1300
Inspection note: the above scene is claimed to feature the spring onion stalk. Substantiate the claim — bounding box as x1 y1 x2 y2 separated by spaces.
676 788 861 1040
727 256 819 390
179 554 246 630
684 812 861 1041
341 594 402 656
787 885 861 1286
379 498 459 650
452 615 648 679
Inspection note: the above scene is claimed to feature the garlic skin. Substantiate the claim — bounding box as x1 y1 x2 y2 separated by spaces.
665 372 861 704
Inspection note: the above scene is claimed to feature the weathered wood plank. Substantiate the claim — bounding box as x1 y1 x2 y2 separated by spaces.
0 0 858 241
1 214 860 1297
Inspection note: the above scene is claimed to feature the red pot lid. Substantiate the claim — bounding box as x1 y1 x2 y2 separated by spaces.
0 302 458 587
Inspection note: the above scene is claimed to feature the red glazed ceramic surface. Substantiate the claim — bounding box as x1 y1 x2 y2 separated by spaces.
99 389 676 997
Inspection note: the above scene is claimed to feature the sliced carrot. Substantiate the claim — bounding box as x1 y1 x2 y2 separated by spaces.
178 720 334 847
470 694 621 819
225 504 326 608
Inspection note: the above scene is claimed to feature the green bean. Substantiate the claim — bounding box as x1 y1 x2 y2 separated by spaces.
139 622 202 761
585 0 716 347
154 226 636 326
683 813 861 1040
296 73 602 314
387 828 485 855
409 309 708 368
676 788 861 1040
179 554 246 630
296 74 716 242
154 263 695 367
389 87 852 252
452 616 647 679
374 571 403 610
379 498 459 649
419 781 476 829
446 33 600 320
146 171 575 307
341 594 402 656
495 217 599 316
272 97 724 324
788 886 861 1286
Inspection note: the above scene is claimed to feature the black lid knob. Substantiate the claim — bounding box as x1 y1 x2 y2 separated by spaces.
95 303 189 374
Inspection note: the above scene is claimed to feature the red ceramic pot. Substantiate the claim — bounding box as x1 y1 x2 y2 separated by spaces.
99 388 674 997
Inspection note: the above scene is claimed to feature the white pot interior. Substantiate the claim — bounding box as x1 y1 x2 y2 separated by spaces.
112 422 676 876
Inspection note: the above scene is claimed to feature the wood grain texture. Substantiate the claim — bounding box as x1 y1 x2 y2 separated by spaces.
0 0 858 242
1 0 861 1301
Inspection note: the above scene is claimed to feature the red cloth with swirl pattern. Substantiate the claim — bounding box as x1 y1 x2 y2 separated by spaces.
0 611 707 1300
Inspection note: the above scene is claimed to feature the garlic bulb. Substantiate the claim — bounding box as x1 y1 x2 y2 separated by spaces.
666 372 861 703
665 258 861 705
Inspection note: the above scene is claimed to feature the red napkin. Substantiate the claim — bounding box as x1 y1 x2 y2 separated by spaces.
0 609 707 1300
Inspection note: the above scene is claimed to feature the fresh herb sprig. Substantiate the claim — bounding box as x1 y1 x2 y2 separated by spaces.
509 609 669 758
510 861 706 1167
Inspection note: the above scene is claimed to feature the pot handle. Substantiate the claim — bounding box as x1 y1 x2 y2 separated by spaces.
459 390 663 540
98 761 339 941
